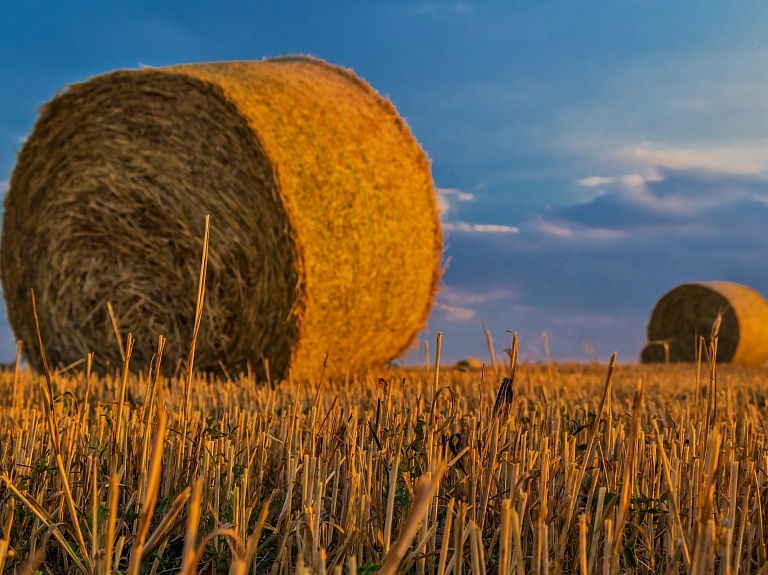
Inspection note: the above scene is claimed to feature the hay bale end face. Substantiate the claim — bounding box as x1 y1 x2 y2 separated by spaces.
1 57 441 379
641 282 768 366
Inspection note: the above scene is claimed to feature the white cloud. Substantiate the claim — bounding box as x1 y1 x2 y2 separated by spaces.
433 287 514 322
538 221 572 237
579 176 616 187
437 187 517 234
443 221 519 233
576 167 715 216
621 184 691 214
620 174 649 187
441 287 513 305
621 143 768 176
536 220 626 240
579 172 662 189
0 181 7 194
436 187 476 214
433 301 475 321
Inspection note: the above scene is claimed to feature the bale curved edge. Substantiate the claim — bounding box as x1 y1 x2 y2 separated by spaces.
1 56 442 380
640 281 768 366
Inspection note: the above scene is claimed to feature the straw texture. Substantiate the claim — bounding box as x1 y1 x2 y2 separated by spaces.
640 281 768 365
1 57 441 378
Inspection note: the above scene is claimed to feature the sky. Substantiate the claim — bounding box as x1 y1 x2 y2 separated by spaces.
2 1 768 366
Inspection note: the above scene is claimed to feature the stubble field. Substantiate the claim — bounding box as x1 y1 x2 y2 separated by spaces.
0 344 766 575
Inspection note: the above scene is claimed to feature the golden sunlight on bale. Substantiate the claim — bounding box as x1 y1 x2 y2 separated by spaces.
1 57 441 379
640 281 768 366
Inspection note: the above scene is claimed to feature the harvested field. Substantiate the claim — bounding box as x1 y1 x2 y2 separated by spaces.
1 341 767 574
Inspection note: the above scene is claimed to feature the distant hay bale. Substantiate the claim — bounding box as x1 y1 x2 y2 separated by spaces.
640 282 768 366
454 358 485 372
1 57 441 379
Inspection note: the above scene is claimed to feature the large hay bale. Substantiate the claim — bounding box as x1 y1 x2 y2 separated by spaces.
1 57 441 379
640 281 768 365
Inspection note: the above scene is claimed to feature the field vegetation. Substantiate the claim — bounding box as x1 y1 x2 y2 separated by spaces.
0 329 767 575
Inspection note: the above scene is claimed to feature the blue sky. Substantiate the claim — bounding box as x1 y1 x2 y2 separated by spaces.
3 1 768 365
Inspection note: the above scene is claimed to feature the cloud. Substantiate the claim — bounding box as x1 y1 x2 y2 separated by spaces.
563 175 768 248
622 174 654 187
433 287 513 322
574 143 768 202
623 144 768 176
443 221 519 233
537 221 571 237
441 287 514 305
436 187 475 214
0 181 7 194
579 176 616 187
577 147 735 222
535 219 626 240
580 173 662 189
572 142 768 223
433 301 476 321
438 187 518 233
569 140 768 245
621 185 691 215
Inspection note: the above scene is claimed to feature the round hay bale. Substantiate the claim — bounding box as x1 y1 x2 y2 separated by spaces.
1 57 441 379
640 281 768 366
454 358 485 372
